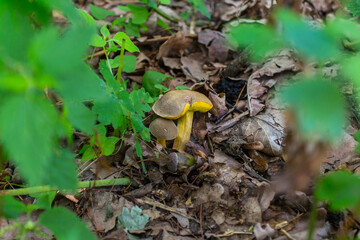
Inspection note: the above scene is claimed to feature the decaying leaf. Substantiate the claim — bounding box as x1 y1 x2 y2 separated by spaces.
156 31 193 60
180 53 209 81
198 29 229 62
253 223 275 240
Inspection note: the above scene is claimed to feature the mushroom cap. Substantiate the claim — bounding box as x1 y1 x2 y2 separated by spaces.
149 118 178 140
152 90 213 119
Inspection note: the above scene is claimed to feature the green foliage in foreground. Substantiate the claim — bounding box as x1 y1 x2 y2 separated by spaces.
227 6 360 216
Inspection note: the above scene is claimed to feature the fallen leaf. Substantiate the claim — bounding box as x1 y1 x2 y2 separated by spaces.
156 31 193 60
198 29 228 62
254 223 276 240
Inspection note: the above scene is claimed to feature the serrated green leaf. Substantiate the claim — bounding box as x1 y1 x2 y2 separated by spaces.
276 9 340 61
92 94 126 129
89 4 115 20
39 207 97 240
315 171 360 210
142 71 170 97
113 32 140 53
280 78 346 142
131 113 150 141
128 4 149 24
129 88 152 117
0 195 27 219
100 25 110 39
99 60 122 92
101 136 120 155
118 206 149 230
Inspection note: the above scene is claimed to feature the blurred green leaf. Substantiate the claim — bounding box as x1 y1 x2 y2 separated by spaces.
124 20 141 38
315 171 360 210
31 191 56 210
128 4 149 24
0 95 62 186
89 4 115 20
142 71 170 97
65 101 96 134
227 23 282 60
276 9 340 61
39 207 97 240
280 78 346 141
1 196 27 219
118 5 130 12
78 9 97 27
160 0 171 4
340 0 360 16
188 0 210 18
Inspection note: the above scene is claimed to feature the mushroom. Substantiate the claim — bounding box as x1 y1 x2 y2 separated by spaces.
152 90 213 152
149 118 178 147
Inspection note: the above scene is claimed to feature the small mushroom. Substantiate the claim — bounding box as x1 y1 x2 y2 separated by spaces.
149 118 178 147
152 90 213 152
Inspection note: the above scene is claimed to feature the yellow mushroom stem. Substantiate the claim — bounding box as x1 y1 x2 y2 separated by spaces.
173 111 194 152
157 138 166 147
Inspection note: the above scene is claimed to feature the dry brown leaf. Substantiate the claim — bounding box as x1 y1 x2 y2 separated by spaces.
198 29 228 63
156 31 192 60
180 53 209 81
243 196 262 224
254 223 276 240
248 50 301 116
163 57 182 69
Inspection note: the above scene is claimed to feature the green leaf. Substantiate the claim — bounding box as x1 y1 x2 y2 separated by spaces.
39 207 97 240
175 85 190 90
129 88 152 117
340 0 360 16
0 95 61 186
89 4 115 20
180 11 190 20
131 113 150 142
125 20 141 38
43 148 78 191
101 136 120 155
157 17 171 33
31 191 56 210
110 55 137 73
128 4 150 24
118 5 130 12
160 0 171 4
276 9 340 61
65 101 96 134
315 171 360 211
0 195 27 219
189 0 210 18
118 206 149 231
100 25 110 39
113 32 140 53
280 78 346 142
92 94 126 129
81 145 97 161
89 34 106 47
227 23 282 60
77 9 97 27
99 60 122 92
142 71 170 97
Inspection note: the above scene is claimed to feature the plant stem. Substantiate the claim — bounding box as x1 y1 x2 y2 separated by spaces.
307 197 318 240
117 39 126 85
152 7 179 23
0 178 135 196
103 46 113 75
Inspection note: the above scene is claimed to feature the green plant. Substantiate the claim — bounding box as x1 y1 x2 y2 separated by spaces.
112 0 176 37
180 0 210 21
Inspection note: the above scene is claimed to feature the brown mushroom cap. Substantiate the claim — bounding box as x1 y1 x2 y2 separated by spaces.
152 90 213 119
149 118 178 140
